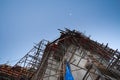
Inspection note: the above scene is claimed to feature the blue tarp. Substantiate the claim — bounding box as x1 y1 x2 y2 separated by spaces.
65 62 74 80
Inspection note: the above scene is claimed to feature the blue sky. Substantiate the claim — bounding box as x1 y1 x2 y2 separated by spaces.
0 0 120 65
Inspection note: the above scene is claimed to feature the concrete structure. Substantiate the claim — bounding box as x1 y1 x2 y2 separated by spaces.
0 29 120 80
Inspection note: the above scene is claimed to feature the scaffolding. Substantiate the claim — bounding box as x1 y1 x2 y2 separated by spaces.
0 29 120 80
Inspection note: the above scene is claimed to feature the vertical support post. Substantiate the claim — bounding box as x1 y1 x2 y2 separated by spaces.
82 64 92 80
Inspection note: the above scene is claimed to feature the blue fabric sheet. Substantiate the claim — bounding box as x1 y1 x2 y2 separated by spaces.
65 62 74 80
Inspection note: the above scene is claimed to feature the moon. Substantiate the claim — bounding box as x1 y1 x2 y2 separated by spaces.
69 13 72 16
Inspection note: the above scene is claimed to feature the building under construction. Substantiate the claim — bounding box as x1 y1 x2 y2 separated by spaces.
0 28 120 80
